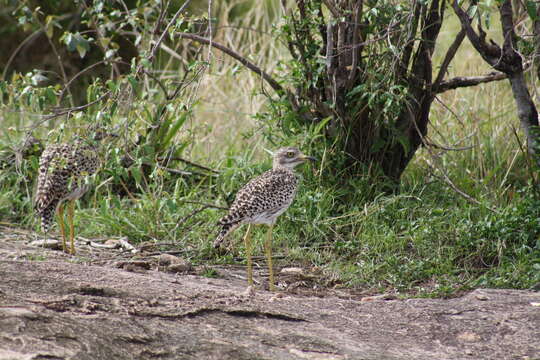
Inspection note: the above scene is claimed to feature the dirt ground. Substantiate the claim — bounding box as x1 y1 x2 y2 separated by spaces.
0 226 539 360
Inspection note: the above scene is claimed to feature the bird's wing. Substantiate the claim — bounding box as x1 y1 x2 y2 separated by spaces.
219 169 297 225
35 145 70 211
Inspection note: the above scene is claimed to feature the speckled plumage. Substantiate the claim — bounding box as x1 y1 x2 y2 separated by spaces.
214 147 314 248
35 140 99 233
214 167 298 247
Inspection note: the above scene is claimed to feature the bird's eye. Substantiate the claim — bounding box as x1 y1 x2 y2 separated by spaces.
286 151 295 158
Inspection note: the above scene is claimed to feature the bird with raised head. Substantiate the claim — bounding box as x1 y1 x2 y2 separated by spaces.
214 147 316 291
35 129 117 254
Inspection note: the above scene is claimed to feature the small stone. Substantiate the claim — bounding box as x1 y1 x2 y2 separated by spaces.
29 239 61 250
475 294 489 301
104 239 120 247
167 259 192 273
158 254 181 266
280 267 304 276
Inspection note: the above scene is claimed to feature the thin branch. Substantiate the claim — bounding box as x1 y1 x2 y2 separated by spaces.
80 1 120 77
176 33 285 94
433 29 466 90
153 163 215 178
206 0 213 61
148 0 192 63
176 205 210 226
153 164 192 176
452 0 501 65
59 60 107 102
2 29 43 81
138 68 169 97
41 23 74 107
42 91 112 120
181 200 228 210
436 72 507 93
158 156 220 173
427 165 499 213
424 141 474 151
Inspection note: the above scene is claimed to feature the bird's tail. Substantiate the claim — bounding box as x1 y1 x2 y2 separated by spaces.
213 221 240 248
38 199 58 233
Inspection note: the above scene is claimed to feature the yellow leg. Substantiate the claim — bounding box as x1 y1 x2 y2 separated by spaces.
264 224 276 291
243 224 253 286
68 200 76 255
57 203 67 253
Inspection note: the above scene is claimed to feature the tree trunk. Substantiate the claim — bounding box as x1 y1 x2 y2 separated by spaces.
508 73 540 157
453 0 540 164
281 0 448 184
180 1 514 185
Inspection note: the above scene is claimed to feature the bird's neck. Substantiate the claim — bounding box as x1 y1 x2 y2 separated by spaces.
272 163 294 172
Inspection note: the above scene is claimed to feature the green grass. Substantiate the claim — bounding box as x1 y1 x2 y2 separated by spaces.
0 2 539 297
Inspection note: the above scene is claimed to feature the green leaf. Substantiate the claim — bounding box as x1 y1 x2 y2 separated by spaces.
131 166 142 185
162 112 189 150
61 32 91 58
76 42 88 58
526 1 539 21
313 116 332 135
45 15 55 38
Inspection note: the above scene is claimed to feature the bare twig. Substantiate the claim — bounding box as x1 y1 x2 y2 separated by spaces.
148 0 193 64
207 0 213 61
424 141 474 151
176 33 285 94
59 60 107 102
452 0 502 66
80 1 120 77
158 156 220 173
427 165 499 213
41 22 74 107
152 164 192 176
433 29 466 90
176 205 210 226
43 91 112 120
2 29 43 81
436 72 507 93
181 200 228 210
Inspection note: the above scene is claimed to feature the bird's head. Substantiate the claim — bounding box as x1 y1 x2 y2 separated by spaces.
273 147 316 169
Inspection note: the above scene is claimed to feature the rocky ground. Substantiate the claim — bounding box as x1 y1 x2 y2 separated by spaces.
0 226 538 360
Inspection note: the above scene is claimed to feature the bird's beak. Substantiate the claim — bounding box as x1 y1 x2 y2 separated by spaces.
301 155 317 162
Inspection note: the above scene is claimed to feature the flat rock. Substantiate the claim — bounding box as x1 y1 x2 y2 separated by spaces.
0 231 538 360
0 259 538 360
